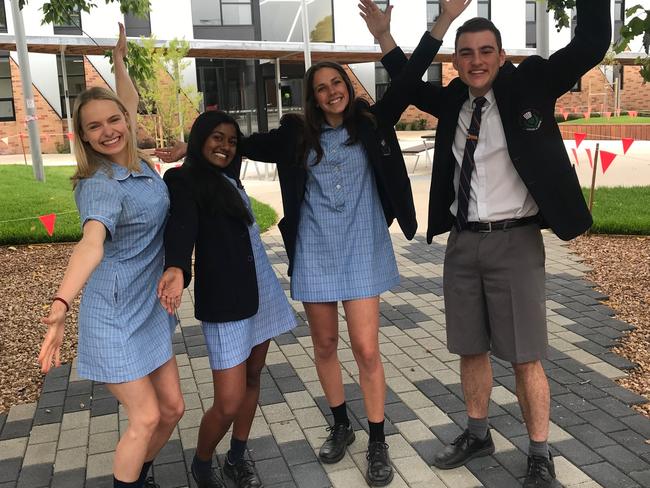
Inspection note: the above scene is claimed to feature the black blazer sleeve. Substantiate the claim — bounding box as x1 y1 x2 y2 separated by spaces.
163 168 197 288
240 114 302 164
381 35 445 117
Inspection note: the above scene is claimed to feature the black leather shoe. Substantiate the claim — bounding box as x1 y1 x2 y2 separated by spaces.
318 423 355 464
223 459 264 488
143 477 160 488
365 441 394 487
432 429 495 469
191 461 226 488
523 453 561 488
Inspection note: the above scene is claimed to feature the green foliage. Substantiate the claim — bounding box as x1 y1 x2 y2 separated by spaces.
107 41 157 91
614 5 650 82
20 0 150 24
582 186 650 235
545 0 575 30
394 121 408 131
0 165 277 244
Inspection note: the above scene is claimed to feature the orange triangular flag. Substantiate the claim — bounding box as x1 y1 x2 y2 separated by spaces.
585 148 593 168
571 148 579 167
629 110 638 118
66 132 74 141
155 163 161 174
622 137 634 154
575 133 587 148
600 151 617 174
583 111 591 119
562 111 569 120
38 214 56 236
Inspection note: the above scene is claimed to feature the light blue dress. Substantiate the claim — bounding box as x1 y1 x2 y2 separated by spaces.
74 161 176 383
202 176 297 370
291 125 399 302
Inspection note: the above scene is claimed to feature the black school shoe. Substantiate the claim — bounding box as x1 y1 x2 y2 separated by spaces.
523 453 561 488
142 477 160 488
190 462 227 488
365 441 394 487
223 458 263 488
318 423 355 464
432 429 495 469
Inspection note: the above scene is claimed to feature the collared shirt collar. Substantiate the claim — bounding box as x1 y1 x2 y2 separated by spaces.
100 160 149 181
468 89 495 108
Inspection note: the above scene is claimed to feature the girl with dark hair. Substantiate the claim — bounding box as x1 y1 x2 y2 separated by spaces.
158 110 296 488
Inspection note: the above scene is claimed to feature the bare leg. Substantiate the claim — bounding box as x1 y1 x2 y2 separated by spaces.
460 353 493 419
304 302 345 407
513 360 550 442
343 297 385 422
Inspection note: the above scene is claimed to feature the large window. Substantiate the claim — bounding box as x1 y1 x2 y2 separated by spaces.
57 55 86 118
261 0 334 43
192 0 253 26
427 63 442 87
54 6 82 35
427 0 440 30
477 0 490 19
0 2 7 33
375 64 389 101
125 12 151 37
526 0 536 48
0 52 15 121
614 0 625 43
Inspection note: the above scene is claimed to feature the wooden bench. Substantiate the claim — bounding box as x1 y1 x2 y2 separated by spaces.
402 139 434 173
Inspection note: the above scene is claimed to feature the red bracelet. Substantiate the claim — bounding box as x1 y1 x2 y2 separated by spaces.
52 297 70 313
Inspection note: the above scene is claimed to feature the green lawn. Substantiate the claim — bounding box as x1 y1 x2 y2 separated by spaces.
583 186 650 235
0 165 278 245
561 116 650 125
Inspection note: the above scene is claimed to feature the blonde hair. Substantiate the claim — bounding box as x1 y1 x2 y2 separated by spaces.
71 86 153 187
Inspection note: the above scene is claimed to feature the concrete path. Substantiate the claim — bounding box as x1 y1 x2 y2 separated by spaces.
1 231 649 488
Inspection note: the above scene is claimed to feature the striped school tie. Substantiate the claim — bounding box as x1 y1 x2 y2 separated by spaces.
456 96 487 231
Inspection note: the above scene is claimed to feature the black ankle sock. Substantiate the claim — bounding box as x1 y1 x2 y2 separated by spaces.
192 454 213 478
330 402 350 426
227 437 248 464
137 460 153 484
113 477 141 488
368 419 385 443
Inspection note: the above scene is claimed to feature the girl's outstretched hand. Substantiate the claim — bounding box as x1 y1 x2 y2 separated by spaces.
154 141 188 164
113 22 128 62
157 267 184 314
441 0 473 21
359 0 393 40
37 302 67 373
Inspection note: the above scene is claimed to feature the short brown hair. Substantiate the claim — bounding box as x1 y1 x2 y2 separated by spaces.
455 17 503 52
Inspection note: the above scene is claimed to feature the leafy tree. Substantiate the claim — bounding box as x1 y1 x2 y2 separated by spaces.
19 0 150 25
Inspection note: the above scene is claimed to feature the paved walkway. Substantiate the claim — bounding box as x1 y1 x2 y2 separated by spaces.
1 231 649 488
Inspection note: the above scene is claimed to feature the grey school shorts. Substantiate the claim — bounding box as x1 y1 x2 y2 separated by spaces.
443 223 548 363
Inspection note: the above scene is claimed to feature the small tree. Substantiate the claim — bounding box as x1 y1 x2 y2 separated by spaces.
19 0 150 23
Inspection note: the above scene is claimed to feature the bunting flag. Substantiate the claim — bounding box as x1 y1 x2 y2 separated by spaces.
38 214 56 236
600 151 617 174
562 111 569 120
583 111 591 119
1 136 8 144
155 163 161 174
622 137 634 154
66 132 74 141
571 148 580 167
629 110 638 118
603 111 612 119
574 132 587 148
585 148 593 168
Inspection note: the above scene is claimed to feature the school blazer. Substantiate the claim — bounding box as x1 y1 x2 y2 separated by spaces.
240 79 421 276
381 0 611 242
163 167 259 322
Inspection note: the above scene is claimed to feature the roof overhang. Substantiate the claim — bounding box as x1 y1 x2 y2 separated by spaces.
0 34 645 65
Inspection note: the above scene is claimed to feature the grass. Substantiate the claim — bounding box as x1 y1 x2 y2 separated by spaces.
0 165 278 245
583 186 650 235
561 116 650 125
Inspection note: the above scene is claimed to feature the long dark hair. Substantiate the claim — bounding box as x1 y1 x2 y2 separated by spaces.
182 111 252 225
302 61 374 165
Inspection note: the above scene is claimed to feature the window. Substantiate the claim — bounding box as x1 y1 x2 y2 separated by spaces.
192 0 252 26
125 12 151 37
427 0 440 30
57 55 86 118
0 52 15 121
477 0 490 20
375 64 390 101
0 2 7 34
526 0 536 48
261 0 334 42
427 63 442 87
53 5 82 35
614 0 625 43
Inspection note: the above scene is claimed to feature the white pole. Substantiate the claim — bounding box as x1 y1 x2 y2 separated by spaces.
10 0 45 181
275 58 283 122
536 0 550 59
300 0 312 69
59 46 73 151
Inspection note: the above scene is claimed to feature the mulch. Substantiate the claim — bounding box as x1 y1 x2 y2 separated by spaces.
1 237 648 418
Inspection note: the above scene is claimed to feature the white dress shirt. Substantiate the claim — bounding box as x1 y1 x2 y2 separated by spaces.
450 89 539 222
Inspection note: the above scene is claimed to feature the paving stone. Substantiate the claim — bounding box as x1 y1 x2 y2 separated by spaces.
629 470 650 487
61 410 90 431
468 463 520 488
579 409 628 433
581 462 642 488
259 387 285 406
489 414 528 438
0 437 28 460
565 423 616 449
493 448 528 479
278 439 317 466
430 422 463 445
154 439 184 466
0 420 32 440
58 426 89 450
290 461 330 488
37 391 66 409
553 438 603 466
256 457 293 486
609 429 650 455
88 430 118 455
50 468 86 488
16 463 51 488
86 451 114 479
276 376 306 394
89 414 118 435
28 423 60 445
595 445 649 473
151 460 189 488
430 393 466 414
549 405 587 428
384 402 418 424
602 386 649 405
248 435 282 461
90 397 119 417
0 458 21 483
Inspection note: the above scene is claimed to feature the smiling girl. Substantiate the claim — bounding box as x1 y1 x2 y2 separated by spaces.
37 24 183 488
158 110 297 488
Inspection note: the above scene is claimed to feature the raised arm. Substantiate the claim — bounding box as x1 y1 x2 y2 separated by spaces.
113 22 139 129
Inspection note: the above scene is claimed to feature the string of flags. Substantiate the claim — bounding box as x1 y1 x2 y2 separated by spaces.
570 132 635 174
1 132 74 145
557 106 641 121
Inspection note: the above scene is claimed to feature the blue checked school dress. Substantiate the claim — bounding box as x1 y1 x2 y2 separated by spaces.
74 161 176 383
201 176 297 370
291 124 399 302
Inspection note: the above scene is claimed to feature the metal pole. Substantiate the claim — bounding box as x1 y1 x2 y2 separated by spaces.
10 0 45 181
275 58 283 122
59 46 73 151
300 0 312 69
536 0 550 59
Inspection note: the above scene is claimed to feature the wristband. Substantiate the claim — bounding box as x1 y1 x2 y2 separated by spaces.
52 297 70 313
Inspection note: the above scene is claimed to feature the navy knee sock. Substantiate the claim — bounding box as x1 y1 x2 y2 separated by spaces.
113 477 141 488
192 454 213 479
368 419 385 444
330 402 350 426
137 460 153 484
227 437 248 464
